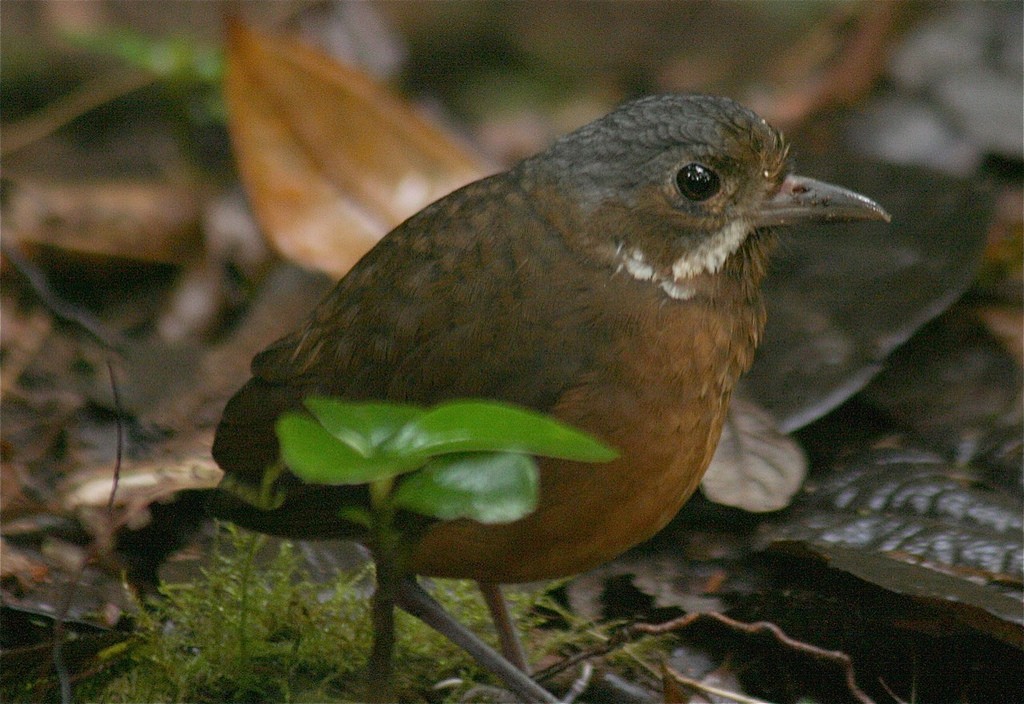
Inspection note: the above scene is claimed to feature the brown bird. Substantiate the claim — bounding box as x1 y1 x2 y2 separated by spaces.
210 94 888 698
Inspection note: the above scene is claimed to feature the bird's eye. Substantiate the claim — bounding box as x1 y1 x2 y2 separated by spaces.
675 163 720 201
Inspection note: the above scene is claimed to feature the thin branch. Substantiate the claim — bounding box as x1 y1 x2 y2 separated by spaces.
634 612 877 704
560 662 593 704
878 672 912 704
51 359 126 704
662 660 776 704
106 360 123 516
2 243 126 353
1 68 156 157
532 627 626 684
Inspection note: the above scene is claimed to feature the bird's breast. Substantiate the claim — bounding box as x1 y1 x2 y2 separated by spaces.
410 287 765 583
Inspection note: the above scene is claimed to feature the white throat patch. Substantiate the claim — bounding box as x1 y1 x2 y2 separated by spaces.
671 219 751 280
615 219 752 301
621 248 655 281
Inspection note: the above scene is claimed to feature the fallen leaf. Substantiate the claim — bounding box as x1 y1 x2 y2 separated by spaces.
5 179 202 265
701 392 807 512
0 542 135 627
225 21 488 278
0 538 49 592
861 308 1022 463
749 2 897 129
59 432 222 516
761 447 1024 646
564 524 743 620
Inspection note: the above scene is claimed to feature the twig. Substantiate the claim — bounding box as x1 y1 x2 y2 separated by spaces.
51 360 126 703
106 360 123 515
533 627 627 683
661 660 776 704
2 243 126 353
1 68 156 157
878 676 911 704
634 612 876 704
560 662 593 704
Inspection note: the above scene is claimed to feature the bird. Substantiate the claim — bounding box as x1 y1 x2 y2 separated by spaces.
209 93 888 697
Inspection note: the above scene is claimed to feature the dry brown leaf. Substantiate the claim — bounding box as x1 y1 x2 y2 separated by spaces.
748 2 897 129
4 179 202 265
225 20 487 278
0 537 50 591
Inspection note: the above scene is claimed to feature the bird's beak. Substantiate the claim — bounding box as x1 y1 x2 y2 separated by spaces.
752 174 891 227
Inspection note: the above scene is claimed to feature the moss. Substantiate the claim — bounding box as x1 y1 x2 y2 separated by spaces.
79 525 616 703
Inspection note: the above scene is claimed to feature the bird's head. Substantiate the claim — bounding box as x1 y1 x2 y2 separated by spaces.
519 94 890 301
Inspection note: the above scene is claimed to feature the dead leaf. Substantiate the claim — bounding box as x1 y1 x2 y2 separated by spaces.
0 538 49 592
861 308 1023 463
4 179 202 265
749 3 897 129
0 541 134 627
701 393 807 512
761 447 1024 647
564 528 739 620
147 262 332 430
59 432 222 516
224 20 488 278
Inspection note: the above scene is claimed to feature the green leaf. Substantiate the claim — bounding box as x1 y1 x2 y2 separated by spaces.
276 413 422 485
66 29 224 83
303 398 425 457
392 453 539 524
383 400 618 462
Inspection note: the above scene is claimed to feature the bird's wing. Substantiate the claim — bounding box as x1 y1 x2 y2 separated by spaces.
210 174 611 537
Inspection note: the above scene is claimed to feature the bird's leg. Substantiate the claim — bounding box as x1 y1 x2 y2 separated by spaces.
478 581 531 673
396 577 559 704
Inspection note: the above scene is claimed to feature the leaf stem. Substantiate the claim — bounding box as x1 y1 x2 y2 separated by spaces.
365 479 406 697
367 556 397 689
237 532 262 662
369 476 394 513
1 68 157 157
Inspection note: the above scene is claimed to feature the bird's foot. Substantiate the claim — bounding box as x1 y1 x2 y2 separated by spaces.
396 577 559 703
